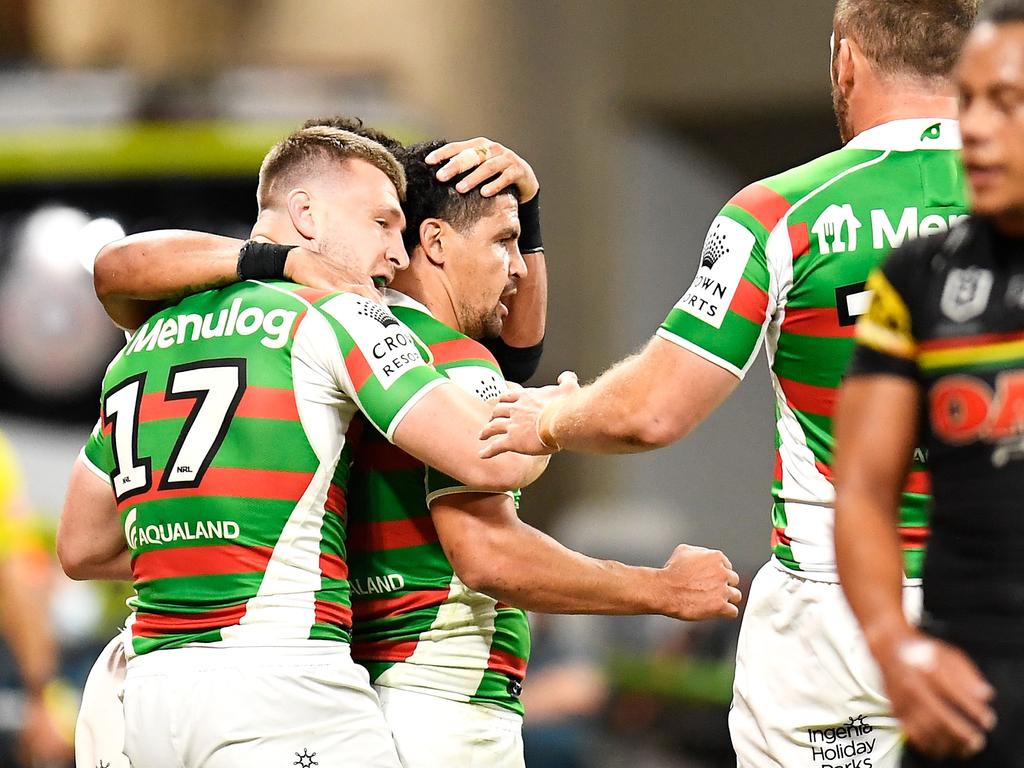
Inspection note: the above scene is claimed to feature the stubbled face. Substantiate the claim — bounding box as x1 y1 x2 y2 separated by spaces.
313 158 408 290
446 194 526 340
958 22 1024 230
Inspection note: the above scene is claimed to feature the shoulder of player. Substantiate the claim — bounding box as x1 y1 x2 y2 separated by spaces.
720 148 871 235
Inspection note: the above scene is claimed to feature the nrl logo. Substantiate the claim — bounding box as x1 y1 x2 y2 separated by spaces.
940 267 993 323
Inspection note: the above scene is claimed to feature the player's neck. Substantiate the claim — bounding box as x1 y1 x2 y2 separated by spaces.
390 261 461 330
250 209 303 247
849 88 958 138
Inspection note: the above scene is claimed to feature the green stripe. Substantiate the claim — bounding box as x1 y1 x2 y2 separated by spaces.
661 308 762 371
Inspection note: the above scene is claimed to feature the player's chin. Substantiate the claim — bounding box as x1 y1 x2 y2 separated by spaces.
481 310 504 340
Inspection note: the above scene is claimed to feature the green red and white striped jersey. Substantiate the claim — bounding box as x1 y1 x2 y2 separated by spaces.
348 290 530 715
81 280 446 658
658 119 968 578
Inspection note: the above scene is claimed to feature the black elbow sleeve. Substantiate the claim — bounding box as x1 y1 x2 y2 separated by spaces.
482 336 544 384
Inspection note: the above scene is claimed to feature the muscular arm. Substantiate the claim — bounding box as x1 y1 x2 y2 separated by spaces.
834 375 995 758
484 336 738 456
431 492 740 619
56 459 132 581
94 231 244 330
393 382 549 491
95 230 378 331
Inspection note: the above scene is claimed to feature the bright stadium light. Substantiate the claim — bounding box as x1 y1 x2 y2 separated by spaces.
0 206 123 398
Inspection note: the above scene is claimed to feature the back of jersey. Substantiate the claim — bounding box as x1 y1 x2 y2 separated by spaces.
658 119 967 578
768 120 967 576
84 281 353 657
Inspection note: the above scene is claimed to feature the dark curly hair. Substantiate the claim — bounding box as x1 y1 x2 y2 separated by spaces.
397 140 518 253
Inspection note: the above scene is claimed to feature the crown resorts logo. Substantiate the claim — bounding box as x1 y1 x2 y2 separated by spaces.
356 299 399 328
700 220 730 269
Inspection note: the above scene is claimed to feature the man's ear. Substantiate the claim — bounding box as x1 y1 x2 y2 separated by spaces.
420 219 447 266
286 189 316 241
836 37 857 94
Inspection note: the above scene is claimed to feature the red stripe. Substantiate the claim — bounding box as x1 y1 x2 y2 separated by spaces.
351 638 420 662
904 470 931 495
900 526 930 548
730 278 769 325
235 387 299 421
789 222 811 258
781 307 854 338
320 552 348 581
132 603 247 637
773 450 783 482
325 483 347 521
347 516 439 553
314 599 352 628
290 309 307 339
779 377 836 418
770 527 792 548
430 338 496 367
293 287 332 304
117 467 314 510
139 392 191 422
353 440 422 473
728 183 791 231
345 345 373 391
919 329 1024 352
139 386 299 424
133 544 273 581
353 589 451 621
488 647 527 678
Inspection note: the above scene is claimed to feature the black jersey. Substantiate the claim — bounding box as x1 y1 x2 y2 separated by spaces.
850 216 1024 653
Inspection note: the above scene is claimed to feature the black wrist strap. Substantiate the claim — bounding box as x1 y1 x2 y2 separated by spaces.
482 336 544 384
518 193 543 254
237 241 295 281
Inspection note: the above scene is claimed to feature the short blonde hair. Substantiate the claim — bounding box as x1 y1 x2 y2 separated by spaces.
256 126 406 209
833 0 979 80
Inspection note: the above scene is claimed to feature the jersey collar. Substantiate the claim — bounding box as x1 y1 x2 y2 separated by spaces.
382 287 434 317
844 118 961 152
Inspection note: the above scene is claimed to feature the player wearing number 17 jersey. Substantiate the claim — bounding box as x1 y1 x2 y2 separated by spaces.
477 3 978 766
57 127 545 768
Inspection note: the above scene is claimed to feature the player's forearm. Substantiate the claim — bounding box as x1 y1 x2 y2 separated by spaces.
0 556 57 693
834 376 921 658
500 252 547 347
452 515 662 615
94 230 243 330
546 360 675 454
835 490 911 657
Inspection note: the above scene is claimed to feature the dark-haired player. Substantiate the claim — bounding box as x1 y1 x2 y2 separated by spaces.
57 126 547 768
836 2 1024 764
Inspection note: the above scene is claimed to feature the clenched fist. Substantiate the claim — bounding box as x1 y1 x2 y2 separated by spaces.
656 544 742 621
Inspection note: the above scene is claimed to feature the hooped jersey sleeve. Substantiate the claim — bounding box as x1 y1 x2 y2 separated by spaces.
657 207 773 378
424 360 517 505
848 240 922 381
80 417 114 484
314 293 447 440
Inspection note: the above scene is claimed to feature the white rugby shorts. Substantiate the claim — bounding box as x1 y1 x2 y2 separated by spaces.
730 560 921 768
121 643 402 768
376 685 525 768
76 632 130 768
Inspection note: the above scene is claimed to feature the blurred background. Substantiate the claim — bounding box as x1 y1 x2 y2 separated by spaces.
0 1 841 765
